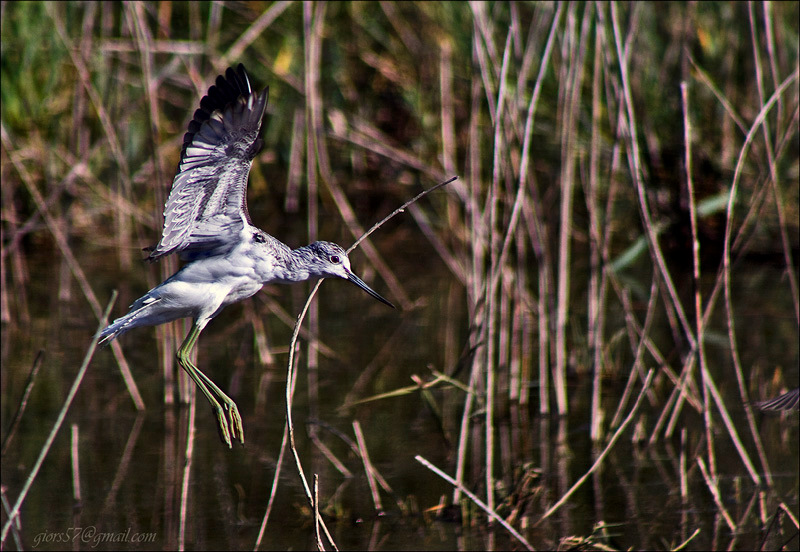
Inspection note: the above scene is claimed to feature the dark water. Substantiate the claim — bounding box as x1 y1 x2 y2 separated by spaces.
2 241 798 551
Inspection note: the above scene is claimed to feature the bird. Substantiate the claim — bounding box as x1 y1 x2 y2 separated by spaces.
99 64 394 448
756 387 800 412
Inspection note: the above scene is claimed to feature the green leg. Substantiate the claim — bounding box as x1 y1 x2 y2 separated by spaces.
176 322 244 448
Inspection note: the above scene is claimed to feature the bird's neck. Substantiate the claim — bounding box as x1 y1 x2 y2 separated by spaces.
252 241 318 284
244 234 300 284
279 244 320 283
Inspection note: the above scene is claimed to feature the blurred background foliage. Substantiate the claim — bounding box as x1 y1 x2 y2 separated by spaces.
1 2 798 269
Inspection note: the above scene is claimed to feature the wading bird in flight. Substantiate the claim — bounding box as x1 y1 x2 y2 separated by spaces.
100 64 393 447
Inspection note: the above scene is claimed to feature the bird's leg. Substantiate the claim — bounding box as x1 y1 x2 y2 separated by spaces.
176 322 245 447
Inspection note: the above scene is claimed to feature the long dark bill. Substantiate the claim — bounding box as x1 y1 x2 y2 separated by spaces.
346 271 395 308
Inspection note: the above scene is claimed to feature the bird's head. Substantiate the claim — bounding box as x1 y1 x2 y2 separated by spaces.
304 241 394 308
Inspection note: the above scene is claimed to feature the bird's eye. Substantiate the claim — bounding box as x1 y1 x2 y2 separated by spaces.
330 255 340 264
253 233 266 243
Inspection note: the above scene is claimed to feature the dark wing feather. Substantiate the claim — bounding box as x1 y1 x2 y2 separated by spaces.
756 388 800 412
147 64 268 262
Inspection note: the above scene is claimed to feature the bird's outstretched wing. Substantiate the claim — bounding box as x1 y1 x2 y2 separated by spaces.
756 388 800 412
147 64 268 262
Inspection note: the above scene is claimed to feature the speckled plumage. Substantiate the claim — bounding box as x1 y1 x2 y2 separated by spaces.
99 64 393 447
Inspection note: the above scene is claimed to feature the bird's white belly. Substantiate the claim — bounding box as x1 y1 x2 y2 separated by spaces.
161 257 264 321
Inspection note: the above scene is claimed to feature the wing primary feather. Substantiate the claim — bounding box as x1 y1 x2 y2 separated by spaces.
147 64 269 262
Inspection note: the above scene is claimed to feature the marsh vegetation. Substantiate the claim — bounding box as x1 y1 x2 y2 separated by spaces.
2 2 798 550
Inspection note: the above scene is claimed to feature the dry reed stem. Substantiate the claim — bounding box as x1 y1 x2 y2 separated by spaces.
0 486 22 549
537 368 655 523
748 4 800 322
305 3 413 311
502 2 563 408
284 287 339 550
309 432 353 478
253 416 290 551
777 502 800 530
331 117 448 182
554 2 591 417
607 1 735 476
343 369 475 410
349 176 458 252
308 420 404 510
687 55 748 133
692 61 774 485
303 0 323 432
608 276 660 433
696 456 736 532
679 428 688 501
70 423 81 505
177 390 196 551
1 126 145 410
452 61 485 497
738 4 798 486
353 420 383 514
341 317 415 406
47 3 135 270
720 69 798 481
673 528 702 551
681 76 708 362
587 19 605 441
681 80 710 476
2 3 797 547
221 1 292 69
465 1 530 516
0 291 117 546
258 295 338 358
282 177 454 545
439 36 457 177
609 2 696 349
101 413 146 515
481 26 514 518
0 349 44 455
126 2 183 408
450 3 563 511
313 474 323 551
415 454 534 551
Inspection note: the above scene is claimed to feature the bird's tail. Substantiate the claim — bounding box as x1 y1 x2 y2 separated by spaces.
96 294 163 346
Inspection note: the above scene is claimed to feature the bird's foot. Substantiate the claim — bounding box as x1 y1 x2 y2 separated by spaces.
212 401 245 448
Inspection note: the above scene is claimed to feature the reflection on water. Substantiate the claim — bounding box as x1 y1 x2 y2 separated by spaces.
1 246 798 551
